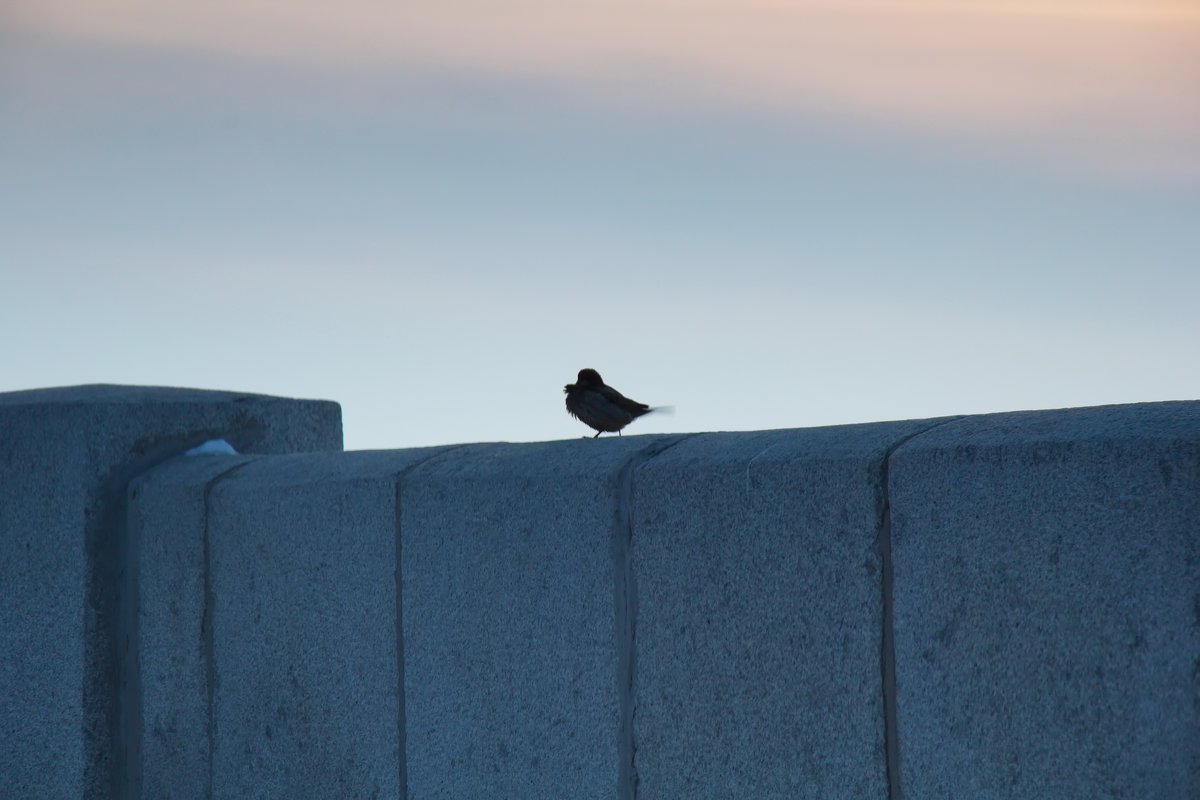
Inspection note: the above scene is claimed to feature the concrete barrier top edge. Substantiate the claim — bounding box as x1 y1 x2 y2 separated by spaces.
209 446 458 487
128 453 262 490
128 399 1200 490
0 383 339 410
888 399 1200 453
196 438 678 487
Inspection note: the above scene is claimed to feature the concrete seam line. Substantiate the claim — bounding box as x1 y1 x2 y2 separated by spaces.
613 434 703 800
876 417 964 800
390 444 475 800
95 435 257 800
199 459 257 800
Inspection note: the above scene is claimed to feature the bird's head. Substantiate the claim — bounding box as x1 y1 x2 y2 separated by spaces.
565 368 603 393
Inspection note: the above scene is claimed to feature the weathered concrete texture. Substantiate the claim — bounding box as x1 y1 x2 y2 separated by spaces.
889 401 1200 799
0 385 341 800
630 421 948 799
129 455 257 800
400 437 673 800
201 450 446 800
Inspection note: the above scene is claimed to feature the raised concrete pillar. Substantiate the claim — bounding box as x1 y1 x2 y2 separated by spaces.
0 385 340 800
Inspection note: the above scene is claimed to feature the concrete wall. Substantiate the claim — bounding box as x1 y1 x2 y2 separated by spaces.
889 403 1200 799
2 385 1196 799
0 386 341 800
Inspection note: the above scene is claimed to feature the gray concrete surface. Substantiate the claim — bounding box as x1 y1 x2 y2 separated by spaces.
630 422 949 799
5 387 1199 800
0 385 340 800
889 401 1200 799
203 450 445 800
399 437 677 800
129 455 257 800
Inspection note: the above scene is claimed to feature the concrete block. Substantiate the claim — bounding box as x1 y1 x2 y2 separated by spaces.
129 455 257 800
203 450 447 800
631 422 945 799
400 437 671 800
0 384 340 800
889 401 1200 799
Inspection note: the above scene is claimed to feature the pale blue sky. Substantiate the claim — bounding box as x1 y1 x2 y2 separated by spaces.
2 2 1197 448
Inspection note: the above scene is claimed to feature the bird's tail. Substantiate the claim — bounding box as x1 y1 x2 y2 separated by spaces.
648 405 675 415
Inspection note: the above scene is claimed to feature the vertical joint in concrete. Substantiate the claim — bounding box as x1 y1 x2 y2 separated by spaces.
875 418 961 800
93 438 253 800
113 477 141 800
391 445 469 800
200 460 254 800
876 450 902 800
393 477 408 800
84 467 126 800
612 436 696 800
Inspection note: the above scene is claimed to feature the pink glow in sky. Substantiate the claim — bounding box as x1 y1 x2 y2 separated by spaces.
8 0 1200 179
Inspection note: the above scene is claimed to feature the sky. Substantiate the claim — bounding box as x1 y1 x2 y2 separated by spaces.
2 0 1197 449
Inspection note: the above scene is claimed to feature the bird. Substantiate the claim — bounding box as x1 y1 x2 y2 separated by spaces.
563 368 665 437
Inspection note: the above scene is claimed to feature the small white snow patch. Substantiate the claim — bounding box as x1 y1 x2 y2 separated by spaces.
185 439 239 456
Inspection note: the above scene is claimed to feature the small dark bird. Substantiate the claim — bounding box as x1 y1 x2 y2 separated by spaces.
564 368 663 437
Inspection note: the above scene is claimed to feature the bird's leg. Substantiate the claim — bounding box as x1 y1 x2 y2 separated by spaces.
593 430 602 438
